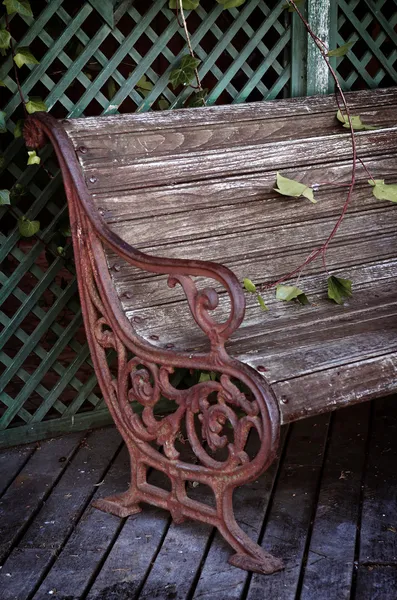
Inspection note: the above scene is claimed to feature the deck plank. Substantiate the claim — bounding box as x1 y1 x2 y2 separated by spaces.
32 445 130 600
0 399 396 599
0 427 121 600
0 443 35 498
299 402 371 600
245 414 330 600
358 396 397 565
0 433 84 564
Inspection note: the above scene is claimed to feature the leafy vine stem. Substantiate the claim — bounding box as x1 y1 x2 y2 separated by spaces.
171 0 397 308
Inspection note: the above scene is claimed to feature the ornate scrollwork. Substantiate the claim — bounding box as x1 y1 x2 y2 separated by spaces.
92 312 264 472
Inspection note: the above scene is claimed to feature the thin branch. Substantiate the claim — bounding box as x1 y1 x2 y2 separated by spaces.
262 0 363 289
5 12 28 117
177 0 205 102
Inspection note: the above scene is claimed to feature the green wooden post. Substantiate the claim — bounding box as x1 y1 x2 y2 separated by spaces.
306 0 332 95
291 4 308 97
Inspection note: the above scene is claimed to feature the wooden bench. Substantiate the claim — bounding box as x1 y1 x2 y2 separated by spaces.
25 87 397 575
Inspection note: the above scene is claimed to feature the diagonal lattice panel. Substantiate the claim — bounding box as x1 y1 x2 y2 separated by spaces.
335 0 397 90
0 0 396 448
0 0 295 447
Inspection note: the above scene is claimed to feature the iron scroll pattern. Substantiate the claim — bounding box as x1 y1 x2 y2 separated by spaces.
24 113 283 574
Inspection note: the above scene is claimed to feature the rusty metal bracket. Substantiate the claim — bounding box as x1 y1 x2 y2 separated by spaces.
25 113 283 575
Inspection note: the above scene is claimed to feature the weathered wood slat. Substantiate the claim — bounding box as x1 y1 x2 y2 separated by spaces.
0 443 35 498
0 433 83 563
245 415 330 600
124 259 397 346
273 354 397 423
300 403 370 600
354 565 397 600
108 191 395 252
32 445 130 600
65 87 397 138
0 428 121 600
358 396 397 565
72 106 397 165
82 128 397 192
94 154 397 224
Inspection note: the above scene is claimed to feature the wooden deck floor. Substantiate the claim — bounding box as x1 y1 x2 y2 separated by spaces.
0 397 396 600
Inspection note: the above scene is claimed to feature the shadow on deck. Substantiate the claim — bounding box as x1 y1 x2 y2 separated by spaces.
0 397 396 600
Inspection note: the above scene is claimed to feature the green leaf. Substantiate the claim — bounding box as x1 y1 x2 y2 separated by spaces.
107 78 118 100
27 150 40 165
276 285 306 303
0 28 11 50
199 372 211 382
257 295 269 311
327 41 354 57
136 75 153 98
2 0 33 17
243 278 256 293
25 97 47 114
14 46 39 68
18 216 40 237
57 246 65 257
169 0 200 8
187 89 207 107
169 54 201 89
14 118 24 138
327 276 352 305
274 172 317 203
216 0 246 8
0 189 11 205
158 97 170 111
369 179 397 203
0 110 7 133
10 183 27 200
336 109 377 131
0 80 6 87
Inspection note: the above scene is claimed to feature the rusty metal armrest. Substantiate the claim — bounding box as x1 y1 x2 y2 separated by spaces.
24 113 282 575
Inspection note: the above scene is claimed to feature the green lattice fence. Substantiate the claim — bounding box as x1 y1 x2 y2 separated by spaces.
0 0 396 448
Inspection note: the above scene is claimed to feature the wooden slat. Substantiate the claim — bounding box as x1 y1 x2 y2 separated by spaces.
82 128 397 192
245 415 330 600
0 443 35 498
0 433 83 563
273 354 397 423
71 105 397 164
358 396 397 564
0 427 121 600
94 154 397 223
300 403 370 600
65 87 397 137
27 445 130 600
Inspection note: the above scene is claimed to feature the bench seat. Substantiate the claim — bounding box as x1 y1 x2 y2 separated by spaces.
64 87 397 423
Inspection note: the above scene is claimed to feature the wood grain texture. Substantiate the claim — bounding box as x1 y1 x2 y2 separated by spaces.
300 403 370 600
0 428 121 600
0 402 396 599
62 87 397 423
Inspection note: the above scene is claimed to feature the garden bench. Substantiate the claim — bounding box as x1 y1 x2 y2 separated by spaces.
25 86 397 575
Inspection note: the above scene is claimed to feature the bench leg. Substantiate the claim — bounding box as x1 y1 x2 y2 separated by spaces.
220 487 283 574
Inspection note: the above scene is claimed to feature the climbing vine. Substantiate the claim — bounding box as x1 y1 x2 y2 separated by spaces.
169 0 397 307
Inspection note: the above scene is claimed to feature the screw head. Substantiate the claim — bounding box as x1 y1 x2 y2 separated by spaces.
89 176 97 184
257 365 267 373
78 146 87 154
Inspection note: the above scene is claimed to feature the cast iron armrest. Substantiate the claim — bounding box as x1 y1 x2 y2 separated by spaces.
24 112 246 351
